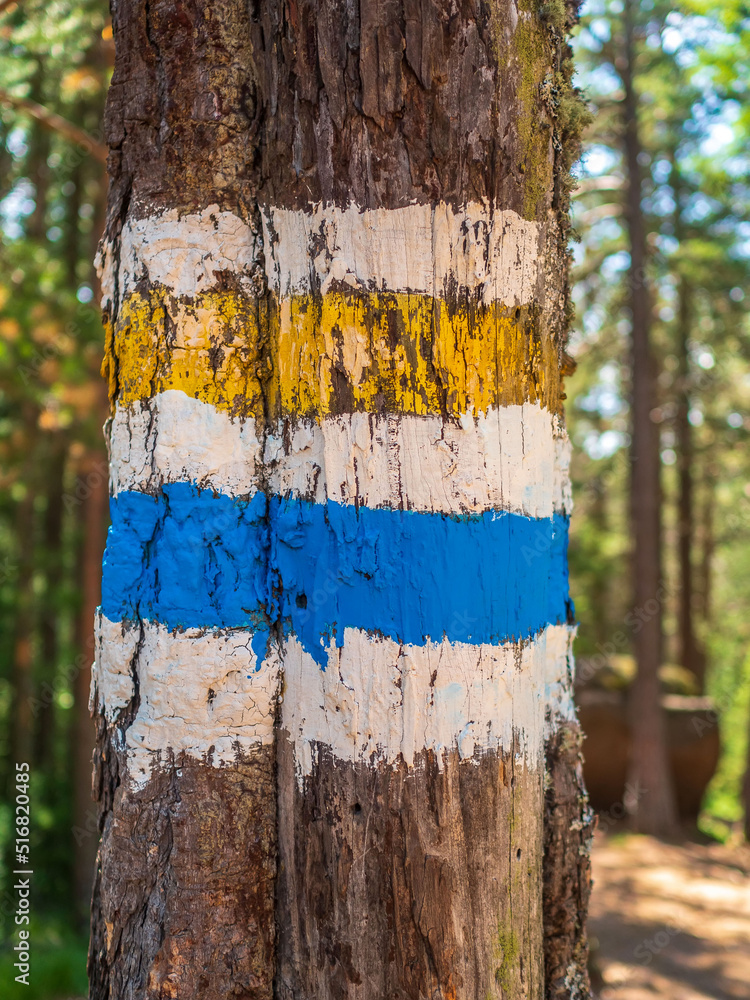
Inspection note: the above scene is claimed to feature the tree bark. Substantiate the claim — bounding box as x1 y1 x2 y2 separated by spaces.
90 1 592 997
26 64 52 242
697 467 715 626
621 0 678 837
670 156 704 690
743 697 750 844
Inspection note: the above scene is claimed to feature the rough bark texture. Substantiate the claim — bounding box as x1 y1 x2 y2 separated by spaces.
542 725 593 1000
103 0 559 223
277 743 545 1000
671 162 704 690
90 746 277 1000
675 278 704 687
91 1 591 998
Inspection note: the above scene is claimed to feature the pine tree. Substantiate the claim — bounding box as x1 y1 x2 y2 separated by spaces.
90 1 593 997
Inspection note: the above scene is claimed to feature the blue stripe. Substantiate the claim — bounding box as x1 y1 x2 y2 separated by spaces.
101 484 571 665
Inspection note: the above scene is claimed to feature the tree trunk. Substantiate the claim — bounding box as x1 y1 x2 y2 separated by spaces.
34 433 67 768
72 439 110 922
90 2 592 998
674 278 704 688
743 697 750 844
11 434 37 770
621 0 678 837
27 63 51 242
697 469 714 627
670 155 704 691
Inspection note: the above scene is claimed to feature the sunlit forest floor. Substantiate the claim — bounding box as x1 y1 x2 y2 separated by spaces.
589 830 750 1000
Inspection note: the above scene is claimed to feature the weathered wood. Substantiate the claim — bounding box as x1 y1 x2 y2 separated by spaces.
620 0 679 837
90 745 277 1000
276 743 544 1000
101 0 568 224
543 725 593 1000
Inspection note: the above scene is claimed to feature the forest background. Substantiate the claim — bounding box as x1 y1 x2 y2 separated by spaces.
0 0 748 995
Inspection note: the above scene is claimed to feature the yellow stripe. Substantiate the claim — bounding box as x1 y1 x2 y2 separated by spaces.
105 289 564 418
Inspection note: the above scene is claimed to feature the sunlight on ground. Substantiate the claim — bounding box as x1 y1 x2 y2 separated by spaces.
589 831 750 1000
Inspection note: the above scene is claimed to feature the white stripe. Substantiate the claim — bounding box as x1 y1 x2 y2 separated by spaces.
93 616 574 788
92 615 280 789
283 624 576 780
108 391 264 498
96 203 543 308
96 206 262 310
263 202 543 304
110 391 571 517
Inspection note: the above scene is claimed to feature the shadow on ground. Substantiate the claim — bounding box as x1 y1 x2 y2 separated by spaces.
588 828 750 1000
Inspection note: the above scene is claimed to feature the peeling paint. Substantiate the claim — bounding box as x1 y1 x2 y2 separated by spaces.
96 185 574 800
110 288 564 418
97 202 544 309
93 614 573 787
283 623 576 779
262 202 544 304
100 484 571 660
96 205 261 311
92 614 280 788
110 390 571 517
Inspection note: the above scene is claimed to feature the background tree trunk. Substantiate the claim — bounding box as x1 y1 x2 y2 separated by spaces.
743 698 750 843
675 278 704 688
670 156 704 690
90 1 592 998
11 426 37 770
72 442 109 922
621 0 679 837
33 433 66 769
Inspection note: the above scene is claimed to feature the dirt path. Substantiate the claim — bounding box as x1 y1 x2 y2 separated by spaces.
588 830 750 1000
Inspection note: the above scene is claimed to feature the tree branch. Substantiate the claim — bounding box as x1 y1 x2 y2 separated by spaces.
0 90 108 164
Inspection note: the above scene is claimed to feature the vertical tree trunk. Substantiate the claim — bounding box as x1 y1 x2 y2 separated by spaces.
11 435 37 769
621 0 678 837
674 278 704 688
697 471 714 626
27 63 51 242
670 156 703 691
34 434 67 768
73 441 109 921
743 698 750 844
90 2 592 998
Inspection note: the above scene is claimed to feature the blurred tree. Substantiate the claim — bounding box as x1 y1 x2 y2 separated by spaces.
621 0 679 836
570 0 750 838
0 0 110 931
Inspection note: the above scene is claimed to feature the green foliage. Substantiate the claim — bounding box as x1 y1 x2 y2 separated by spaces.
0 921 87 999
569 0 750 834
0 0 110 943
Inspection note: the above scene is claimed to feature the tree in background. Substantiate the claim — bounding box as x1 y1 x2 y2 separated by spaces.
0 0 111 940
570 0 750 839
90 0 592 996
620 0 678 836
